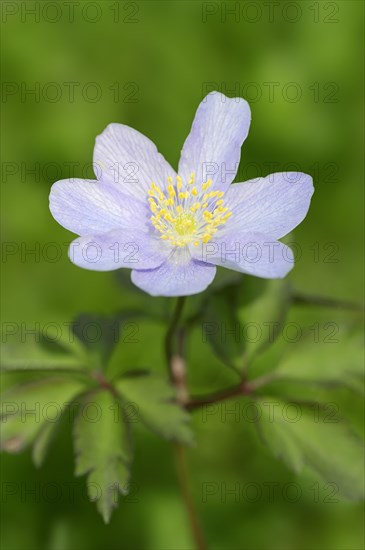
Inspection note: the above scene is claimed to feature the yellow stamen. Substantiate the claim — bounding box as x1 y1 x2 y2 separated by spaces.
147 175 232 247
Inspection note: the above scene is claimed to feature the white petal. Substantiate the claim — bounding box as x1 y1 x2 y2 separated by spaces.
224 172 314 239
93 123 176 199
131 248 216 296
69 229 166 272
49 178 148 236
193 231 294 279
178 92 251 190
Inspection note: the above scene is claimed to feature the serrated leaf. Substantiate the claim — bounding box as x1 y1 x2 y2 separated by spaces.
237 279 290 362
273 331 364 393
73 390 132 523
72 312 142 368
255 397 365 500
0 342 87 373
1 378 85 460
38 325 88 361
32 421 59 467
115 269 142 293
237 275 269 306
115 372 193 445
203 286 243 370
207 266 243 293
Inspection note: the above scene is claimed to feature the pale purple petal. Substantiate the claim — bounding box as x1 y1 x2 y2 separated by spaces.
93 124 176 199
224 172 314 239
131 254 217 297
178 92 251 191
193 231 294 279
50 178 149 236
69 229 167 272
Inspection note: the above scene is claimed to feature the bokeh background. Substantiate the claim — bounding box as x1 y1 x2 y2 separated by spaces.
1 1 364 549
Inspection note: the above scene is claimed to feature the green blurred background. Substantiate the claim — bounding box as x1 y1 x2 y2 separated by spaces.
1 1 364 549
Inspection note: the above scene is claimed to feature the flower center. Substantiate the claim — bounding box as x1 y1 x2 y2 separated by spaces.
147 173 232 247
174 213 197 236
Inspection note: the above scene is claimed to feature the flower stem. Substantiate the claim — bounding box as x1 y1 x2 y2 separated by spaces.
172 442 206 550
165 296 186 380
165 296 206 550
185 373 276 411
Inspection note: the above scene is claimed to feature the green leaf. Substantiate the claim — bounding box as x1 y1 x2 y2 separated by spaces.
255 397 365 500
115 372 194 445
107 319 166 380
115 269 142 293
237 279 290 363
73 390 132 523
38 324 88 360
236 275 269 306
207 266 243 293
72 312 142 368
201 279 290 372
272 331 364 393
203 286 243 370
0 341 87 373
32 421 59 467
1 378 86 461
